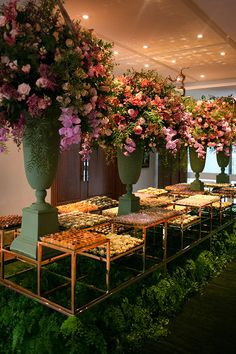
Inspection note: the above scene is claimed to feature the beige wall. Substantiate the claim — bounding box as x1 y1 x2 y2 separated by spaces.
0 141 50 215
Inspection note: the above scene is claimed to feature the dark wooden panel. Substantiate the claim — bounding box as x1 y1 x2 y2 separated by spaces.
51 146 125 205
158 148 187 188
51 145 82 205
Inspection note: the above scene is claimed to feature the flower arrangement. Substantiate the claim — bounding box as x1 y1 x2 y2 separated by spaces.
183 96 236 158
98 69 191 160
0 0 114 160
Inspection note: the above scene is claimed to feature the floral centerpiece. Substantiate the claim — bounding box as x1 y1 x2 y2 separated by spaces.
0 0 114 160
0 0 114 258
183 96 236 158
98 69 192 161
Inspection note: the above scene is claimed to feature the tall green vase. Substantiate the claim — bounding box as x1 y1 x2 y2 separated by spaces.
117 145 144 215
216 151 230 183
189 147 207 191
10 121 60 259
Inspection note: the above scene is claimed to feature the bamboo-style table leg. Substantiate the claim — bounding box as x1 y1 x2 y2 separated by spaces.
142 228 146 272
37 243 42 296
106 240 110 292
163 222 167 260
0 230 4 279
71 252 77 315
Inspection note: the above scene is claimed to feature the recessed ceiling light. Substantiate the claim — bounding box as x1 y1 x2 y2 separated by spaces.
176 77 181 81
144 64 149 68
200 74 205 78
82 14 89 20
171 59 176 64
220 51 226 56
197 34 203 39
114 51 119 55
143 45 148 49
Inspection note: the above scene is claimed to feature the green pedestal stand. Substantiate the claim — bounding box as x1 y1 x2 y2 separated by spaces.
216 151 230 184
189 147 207 191
117 146 144 216
11 193 58 259
10 119 60 260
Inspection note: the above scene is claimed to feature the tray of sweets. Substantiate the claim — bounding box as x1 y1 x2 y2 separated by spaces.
175 195 220 207
165 183 189 192
136 187 167 196
212 201 232 209
40 229 108 251
102 207 118 218
88 223 133 235
140 196 174 208
89 233 143 258
0 215 22 229
85 196 118 210
59 212 110 230
114 208 182 226
57 201 98 214
168 214 201 227
204 182 231 188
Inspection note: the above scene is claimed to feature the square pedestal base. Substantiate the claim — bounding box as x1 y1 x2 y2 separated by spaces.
118 194 140 216
10 206 59 260
190 179 204 191
216 173 230 184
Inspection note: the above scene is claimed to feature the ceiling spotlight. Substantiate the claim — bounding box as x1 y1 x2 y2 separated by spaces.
197 34 203 39
143 45 148 49
171 59 176 64
220 51 226 56
200 74 205 78
82 14 89 20
144 64 149 68
114 51 119 55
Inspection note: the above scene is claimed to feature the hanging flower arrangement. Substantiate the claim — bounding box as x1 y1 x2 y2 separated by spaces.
183 96 236 158
0 0 114 160
98 69 191 160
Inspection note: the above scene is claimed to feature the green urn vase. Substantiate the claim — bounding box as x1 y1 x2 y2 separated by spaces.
189 147 207 191
117 145 144 215
11 121 60 259
216 151 230 183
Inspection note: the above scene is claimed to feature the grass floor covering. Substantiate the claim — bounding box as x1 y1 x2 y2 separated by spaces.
142 258 236 354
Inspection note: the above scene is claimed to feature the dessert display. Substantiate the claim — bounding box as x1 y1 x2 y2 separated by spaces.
165 204 187 211
136 187 167 196
40 229 108 251
165 183 204 196
57 201 98 214
168 214 200 227
204 182 231 189
212 201 232 209
140 196 174 208
0 215 22 229
59 212 110 230
102 207 118 218
85 196 118 210
175 195 220 207
88 223 133 235
114 208 182 226
89 233 143 258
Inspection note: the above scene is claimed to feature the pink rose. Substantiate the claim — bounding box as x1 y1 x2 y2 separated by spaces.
36 77 49 88
22 64 31 73
17 83 31 96
133 125 143 135
0 16 6 27
83 103 93 114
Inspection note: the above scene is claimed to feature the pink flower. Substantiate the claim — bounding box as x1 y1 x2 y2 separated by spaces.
128 109 138 118
22 64 31 73
17 83 31 96
0 16 6 27
133 125 142 135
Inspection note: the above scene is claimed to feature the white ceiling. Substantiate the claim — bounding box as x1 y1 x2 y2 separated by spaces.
64 0 236 90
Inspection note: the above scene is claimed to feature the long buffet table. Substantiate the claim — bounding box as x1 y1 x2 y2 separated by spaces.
0 187 235 315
